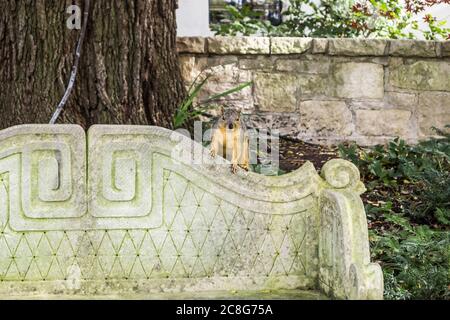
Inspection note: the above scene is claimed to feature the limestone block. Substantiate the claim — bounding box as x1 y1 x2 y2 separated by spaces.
177 37 206 53
333 63 384 99
328 39 387 56
198 64 253 109
356 109 412 136
271 37 312 54
254 73 299 112
418 91 450 136
239 57 275 71
207 37 270 54
312 38 328 54
385 92 417 109
389 39 437 57
247 112 301 137
179 56 211 85
179 56 197 83
298 74 330 97
298 101 353 137
207 56 240 68
441 41 450 57
389 60 450 91
276 59 330 74
350 92 417 112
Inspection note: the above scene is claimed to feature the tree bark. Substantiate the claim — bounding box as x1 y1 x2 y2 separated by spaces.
0 0 185 129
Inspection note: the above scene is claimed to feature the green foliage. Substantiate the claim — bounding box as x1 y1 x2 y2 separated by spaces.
173 75 210 129
339 138 419 188
279 0 375 38
211 4 274 36
173 73 252 129
370 214 450 300
211 0 450 40
340 126 450 299
407 168 450 224
339 127 450 224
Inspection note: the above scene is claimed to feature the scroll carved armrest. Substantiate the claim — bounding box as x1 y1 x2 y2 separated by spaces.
318 160 384 300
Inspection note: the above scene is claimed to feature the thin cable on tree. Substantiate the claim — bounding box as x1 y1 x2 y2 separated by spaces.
50 0 91 124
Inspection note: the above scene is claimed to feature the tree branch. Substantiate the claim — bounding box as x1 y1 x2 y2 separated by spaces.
49 0 91 124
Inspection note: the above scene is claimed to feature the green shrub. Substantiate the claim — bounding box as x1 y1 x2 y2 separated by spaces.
339 127 450 225
173 72 252 129
339 126 450 299
211 4 274 36
370 214 450 300
408 168 450 225
211 0 450 40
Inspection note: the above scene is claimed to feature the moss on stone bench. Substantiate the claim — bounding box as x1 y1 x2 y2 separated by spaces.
5 289 328 300
0 125 383 299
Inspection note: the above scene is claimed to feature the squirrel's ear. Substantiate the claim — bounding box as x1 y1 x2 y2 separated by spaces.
220 106 224 115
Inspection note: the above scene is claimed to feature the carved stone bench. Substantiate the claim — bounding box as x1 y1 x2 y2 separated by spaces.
0 125 383 299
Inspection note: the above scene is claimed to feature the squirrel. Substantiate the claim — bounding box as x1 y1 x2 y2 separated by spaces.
210 107 250 174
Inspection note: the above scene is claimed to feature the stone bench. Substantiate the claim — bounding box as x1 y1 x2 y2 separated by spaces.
0 125 383 299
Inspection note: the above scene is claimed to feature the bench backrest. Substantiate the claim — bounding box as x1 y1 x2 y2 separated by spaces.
0 125 383 299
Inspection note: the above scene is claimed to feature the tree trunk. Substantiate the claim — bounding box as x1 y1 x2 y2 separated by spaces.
0 0 185 129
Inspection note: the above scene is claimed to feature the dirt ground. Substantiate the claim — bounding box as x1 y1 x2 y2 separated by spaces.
279 137 340 172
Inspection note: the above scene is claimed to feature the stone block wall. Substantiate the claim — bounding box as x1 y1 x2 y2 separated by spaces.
177 37 450 146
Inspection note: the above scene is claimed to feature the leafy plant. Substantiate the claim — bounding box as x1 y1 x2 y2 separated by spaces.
173 72 252 129
407 168 450 224
340 127 450 225
173 75 210 129
211 4 274 36
211 0 450 40
370 213 450 300
339 126 450 299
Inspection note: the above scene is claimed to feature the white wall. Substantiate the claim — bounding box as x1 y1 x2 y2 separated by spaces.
177 0 213 37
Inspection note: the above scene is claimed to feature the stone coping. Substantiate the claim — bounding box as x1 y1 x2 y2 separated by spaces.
177 36 450 57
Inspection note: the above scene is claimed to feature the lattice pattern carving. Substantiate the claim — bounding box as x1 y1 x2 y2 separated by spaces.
0 125 382 299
